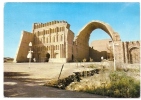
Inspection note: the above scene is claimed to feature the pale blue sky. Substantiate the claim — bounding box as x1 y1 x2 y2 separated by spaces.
4 2 140 58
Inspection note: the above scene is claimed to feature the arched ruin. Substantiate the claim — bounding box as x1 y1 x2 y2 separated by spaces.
73 20 123 62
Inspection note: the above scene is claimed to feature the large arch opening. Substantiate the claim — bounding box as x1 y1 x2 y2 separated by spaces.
89 29 112 62
74 20 121 62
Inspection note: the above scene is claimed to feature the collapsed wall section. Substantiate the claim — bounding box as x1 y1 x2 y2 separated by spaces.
13 31 34 62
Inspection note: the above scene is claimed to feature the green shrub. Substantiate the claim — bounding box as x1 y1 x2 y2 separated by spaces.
99 71 140 97
77 71 140 98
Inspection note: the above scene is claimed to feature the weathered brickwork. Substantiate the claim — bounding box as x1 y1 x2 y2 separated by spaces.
122 41 140 64
32 21 74 62
14 20 140 63
13 31 34 62
90 39 140 64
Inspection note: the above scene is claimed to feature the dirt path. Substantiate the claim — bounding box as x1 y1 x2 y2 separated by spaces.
4 63 106 98
4 78 107 98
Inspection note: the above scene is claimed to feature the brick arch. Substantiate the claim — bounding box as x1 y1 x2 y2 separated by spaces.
129 47 140 64
73 20 121 61
75 20 120 45
129 46 139 52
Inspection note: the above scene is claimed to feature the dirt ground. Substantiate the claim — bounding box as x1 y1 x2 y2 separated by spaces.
4 62 107 98
4 62 140 97
4 62 95 81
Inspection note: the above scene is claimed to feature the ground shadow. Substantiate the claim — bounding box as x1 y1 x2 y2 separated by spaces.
4 72 30 77
4 72 47 84
4 72 48 97
4 71 105 98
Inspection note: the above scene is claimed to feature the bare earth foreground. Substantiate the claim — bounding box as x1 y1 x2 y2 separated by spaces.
4 63 107 98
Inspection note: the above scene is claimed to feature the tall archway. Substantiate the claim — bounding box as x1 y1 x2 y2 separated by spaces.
73 20 122 62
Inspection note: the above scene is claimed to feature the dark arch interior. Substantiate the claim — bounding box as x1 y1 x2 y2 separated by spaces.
46 53 50 62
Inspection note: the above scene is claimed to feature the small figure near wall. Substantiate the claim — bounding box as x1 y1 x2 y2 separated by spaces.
101 56 103 62
33 58 36 62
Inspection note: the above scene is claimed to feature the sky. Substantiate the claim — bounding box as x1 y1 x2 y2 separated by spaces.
3 2 140 58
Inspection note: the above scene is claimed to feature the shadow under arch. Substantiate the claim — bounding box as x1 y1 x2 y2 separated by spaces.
73 20 121 61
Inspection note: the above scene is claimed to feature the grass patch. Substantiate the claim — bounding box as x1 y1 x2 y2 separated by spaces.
107 71 140 97
67 71 140 98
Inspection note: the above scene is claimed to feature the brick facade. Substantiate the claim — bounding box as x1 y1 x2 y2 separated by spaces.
14 20 140 63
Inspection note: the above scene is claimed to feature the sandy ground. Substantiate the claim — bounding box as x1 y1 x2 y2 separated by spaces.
4 62 94 81
4 62 106 98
